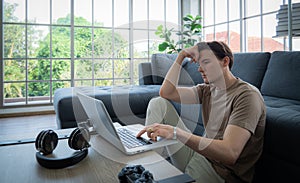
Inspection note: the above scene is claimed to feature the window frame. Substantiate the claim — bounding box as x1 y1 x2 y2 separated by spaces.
0 0 181 108
201 0 287 53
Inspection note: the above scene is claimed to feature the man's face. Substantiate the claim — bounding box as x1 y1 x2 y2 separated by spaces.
196 49 224 84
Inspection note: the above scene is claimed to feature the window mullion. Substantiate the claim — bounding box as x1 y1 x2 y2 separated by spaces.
49 0 53 102
92 0 95 86
0 0 4 107
260 0 263 51
129 0 134 85
25 0 29 104
71 0 75 87
112 0 115 85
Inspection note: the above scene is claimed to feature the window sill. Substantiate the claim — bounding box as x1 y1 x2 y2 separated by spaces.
0 106 55 118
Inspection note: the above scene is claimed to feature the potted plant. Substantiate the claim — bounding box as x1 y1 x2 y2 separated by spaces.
155 14 202 53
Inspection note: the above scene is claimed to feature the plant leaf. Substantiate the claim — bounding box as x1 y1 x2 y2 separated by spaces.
158 42 169 52
183 14 193 22
176 32 183 36
194 24 202 29
195 15 202 20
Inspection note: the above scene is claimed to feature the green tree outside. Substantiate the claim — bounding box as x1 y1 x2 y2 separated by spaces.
3 2 132 99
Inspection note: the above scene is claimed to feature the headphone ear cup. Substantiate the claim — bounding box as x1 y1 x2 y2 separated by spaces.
68 127 90 150
35 130 46 150
35 130 58 155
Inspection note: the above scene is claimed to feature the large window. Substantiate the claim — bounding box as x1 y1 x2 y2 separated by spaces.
0 0 180 107
201 0 300 53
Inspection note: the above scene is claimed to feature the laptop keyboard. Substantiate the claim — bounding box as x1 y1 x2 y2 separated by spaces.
117 128 151 149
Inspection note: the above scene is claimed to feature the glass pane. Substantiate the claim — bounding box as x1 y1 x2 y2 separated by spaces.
74 28 92 58
74 80 92 87
286 38 291 51
95 80 113 86
28 0 50 24
165 21 179 33
166 0 178 25
215 24 228 44
52 26 71 58
94 0 112 27
94 28 113 58
263 0 282 13
246 17 261 52
215 0 228 24
4 82 26 105
114 59 130 79
133 30 148 58
229 21 241 53
114 79 130 85
52 0 70 25
52 81 71 96
74 0 92 26
149 30 162 55
263 14 284 52
4 24 26 58
28 59 50 81
204 26 214 41
246 0 260 17
149 0 164 29
74 60 93 79
4 59 26 81
114 29 129 58
134 41 148 58
28 25 49 58
203 0 214 26
133 0 147 29
52 60 71 80
114 0 129 28
229 0 240 21
293 39 300 51
4 0 25 22
28 81 50 98
94 60 113 79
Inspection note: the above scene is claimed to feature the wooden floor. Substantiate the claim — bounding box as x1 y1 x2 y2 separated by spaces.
0 114 57 138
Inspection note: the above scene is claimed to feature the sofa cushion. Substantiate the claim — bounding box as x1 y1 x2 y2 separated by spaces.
138 62 153 85
54 85 161 128
231 52 270 89
169 101 204 136
261 51 300 101
151 53 203 85
263 96 300 165
151 53 178 84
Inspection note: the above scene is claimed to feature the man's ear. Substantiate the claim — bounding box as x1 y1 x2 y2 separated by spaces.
222 56 230 67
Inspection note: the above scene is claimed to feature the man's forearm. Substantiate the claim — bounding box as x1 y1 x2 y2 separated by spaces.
176 126 248 166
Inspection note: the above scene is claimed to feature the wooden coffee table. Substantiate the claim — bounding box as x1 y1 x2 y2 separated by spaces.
0 126 182 182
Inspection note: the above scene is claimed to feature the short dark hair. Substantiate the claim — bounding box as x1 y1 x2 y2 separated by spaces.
197 41 234 70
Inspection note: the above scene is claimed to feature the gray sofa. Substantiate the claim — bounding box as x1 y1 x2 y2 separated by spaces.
53 51 300 182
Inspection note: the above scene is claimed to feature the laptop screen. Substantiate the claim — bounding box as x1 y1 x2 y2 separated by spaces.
76 92 121 143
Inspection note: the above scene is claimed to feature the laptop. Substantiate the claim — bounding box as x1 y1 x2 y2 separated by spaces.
76 92 177 155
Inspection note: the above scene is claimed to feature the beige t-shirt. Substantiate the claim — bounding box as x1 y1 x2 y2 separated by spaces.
195 78 266 183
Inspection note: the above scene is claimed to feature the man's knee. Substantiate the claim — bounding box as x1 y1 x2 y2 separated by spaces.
149 96 168 105
148 97 172 109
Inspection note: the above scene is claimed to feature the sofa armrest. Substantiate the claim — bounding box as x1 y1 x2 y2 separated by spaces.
138 62 154 85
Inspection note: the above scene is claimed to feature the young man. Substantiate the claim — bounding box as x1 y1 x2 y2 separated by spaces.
137 41 266 183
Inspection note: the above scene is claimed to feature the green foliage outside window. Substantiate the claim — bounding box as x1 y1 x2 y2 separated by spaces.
155 14 202 53
3 2 130 99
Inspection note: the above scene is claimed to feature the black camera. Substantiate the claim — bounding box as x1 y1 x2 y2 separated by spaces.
118 165 154 183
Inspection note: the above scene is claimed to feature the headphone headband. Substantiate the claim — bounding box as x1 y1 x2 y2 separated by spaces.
36 149 88 169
